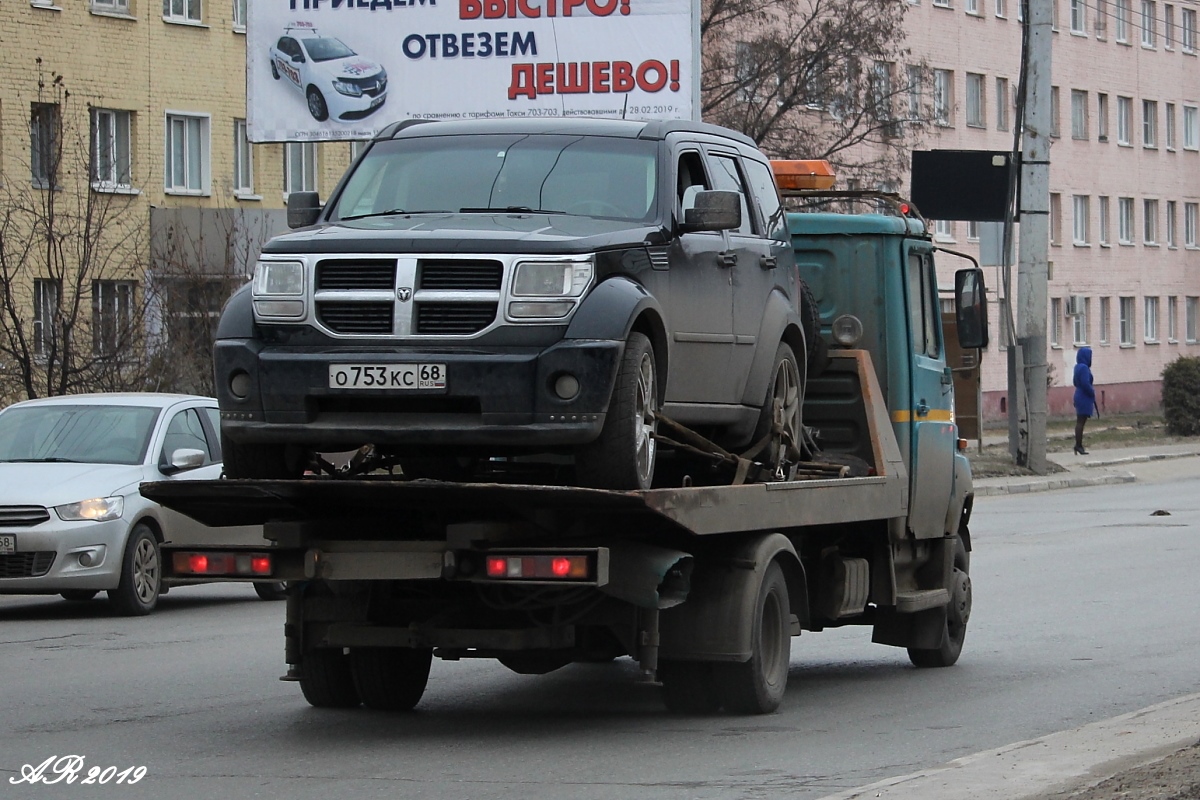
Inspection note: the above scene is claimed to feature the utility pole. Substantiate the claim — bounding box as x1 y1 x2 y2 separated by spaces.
1013 0 1052 472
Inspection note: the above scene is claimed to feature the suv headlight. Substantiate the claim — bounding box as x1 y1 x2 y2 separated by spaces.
512 260 592 297
56 496 124 522
333 79 363 97
253 260 306 319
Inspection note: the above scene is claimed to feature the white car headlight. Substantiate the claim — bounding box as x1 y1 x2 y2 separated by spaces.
512 260 593 297
333 79 363 97
253 261 305 296
55 496 124 522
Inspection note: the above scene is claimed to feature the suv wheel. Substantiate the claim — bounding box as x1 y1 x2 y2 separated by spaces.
576 332 658 490
753 343 803 468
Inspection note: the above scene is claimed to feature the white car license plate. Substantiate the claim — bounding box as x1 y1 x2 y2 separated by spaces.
0 534 15 555
329 364 446 390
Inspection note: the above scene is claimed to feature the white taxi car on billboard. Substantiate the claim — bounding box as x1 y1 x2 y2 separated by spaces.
269 23 388 122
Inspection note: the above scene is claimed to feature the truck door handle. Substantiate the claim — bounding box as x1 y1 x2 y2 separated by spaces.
916 401 930 417
717 251 738 268
760 255 777 270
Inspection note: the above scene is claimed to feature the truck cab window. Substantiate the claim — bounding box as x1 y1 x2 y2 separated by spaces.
907 253 941 359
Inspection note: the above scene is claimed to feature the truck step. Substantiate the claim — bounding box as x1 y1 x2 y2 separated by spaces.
895 588 950 613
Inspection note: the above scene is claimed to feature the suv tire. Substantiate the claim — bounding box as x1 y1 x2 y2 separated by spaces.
752 343 803 468
576 332 658 490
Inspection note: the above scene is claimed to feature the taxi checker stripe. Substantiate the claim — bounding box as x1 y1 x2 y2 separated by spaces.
890 409 955 423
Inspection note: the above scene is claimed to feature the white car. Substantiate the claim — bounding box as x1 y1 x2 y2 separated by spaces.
269 26 388 122
0 393 280 616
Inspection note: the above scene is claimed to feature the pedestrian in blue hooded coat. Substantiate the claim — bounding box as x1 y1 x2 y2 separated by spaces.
1073 347 1095 455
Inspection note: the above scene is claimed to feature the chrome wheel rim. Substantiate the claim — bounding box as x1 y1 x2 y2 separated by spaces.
773 358 802 451
132 536 159 605
635 351 657 486
308 91 324 118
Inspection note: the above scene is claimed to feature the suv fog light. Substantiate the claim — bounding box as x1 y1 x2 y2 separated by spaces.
254 299 305 318
554 373 580 400
230 371 252 399
509 301 573 319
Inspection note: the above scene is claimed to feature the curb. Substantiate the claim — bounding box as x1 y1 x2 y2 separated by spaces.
1076 449 1200 468
975 471 1136 496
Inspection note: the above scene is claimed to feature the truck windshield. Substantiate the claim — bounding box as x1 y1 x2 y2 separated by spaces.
331 134 658 223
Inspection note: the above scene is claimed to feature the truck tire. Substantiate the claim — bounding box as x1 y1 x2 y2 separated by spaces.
221 432 302 479
908 538 971 668
299 649 361 708
751 343 803 467
659 661 721 714
350 647 432 711
714 561 791 714
108 524 160 617
575 332 658 490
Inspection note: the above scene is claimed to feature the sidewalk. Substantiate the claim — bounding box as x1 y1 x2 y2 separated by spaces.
972 440 1200 496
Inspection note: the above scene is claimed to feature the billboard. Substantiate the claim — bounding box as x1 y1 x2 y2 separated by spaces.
247 0 700 142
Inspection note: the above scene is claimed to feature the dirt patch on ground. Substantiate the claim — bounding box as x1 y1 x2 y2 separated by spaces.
1044 742 1200 800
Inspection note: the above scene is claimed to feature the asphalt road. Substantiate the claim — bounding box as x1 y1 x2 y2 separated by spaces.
2 461 1198 800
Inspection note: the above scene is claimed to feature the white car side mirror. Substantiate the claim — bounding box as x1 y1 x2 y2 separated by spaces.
166 448 206 473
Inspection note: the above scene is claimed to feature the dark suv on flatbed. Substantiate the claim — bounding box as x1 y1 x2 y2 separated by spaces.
216 117 816 489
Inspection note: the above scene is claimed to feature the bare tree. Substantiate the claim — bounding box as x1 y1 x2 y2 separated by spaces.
702 0 930 186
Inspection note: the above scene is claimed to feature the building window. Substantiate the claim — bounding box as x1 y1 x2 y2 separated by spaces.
284 141 318 195
1168 296 1178 341
1165 4 1175 47
233 119 254 196
1097 93 1109 141
1167 200 1177 246
33 279 60 357
1073 195 1090 243
1187 297 1198 343
906 65 923 121
1099 196 1111 244
1143 100 1158 147
934 219 955 242
233 0 246 29
996 0 1007 17
164 113 210 194
1051 298 1063 346
1166 103 1177 150
1073 298 1089 345
91 109 132 190
163 0 202 23
1142 1 1158 45
1144 296 1160 342
1071 90 1088 139
1071 0 1087 31
1116 0 1131 41
1052 0 1061 29
1184 8 1197 51
1119 297 1135 345
1185 202 1199 246
1050 86 1061 137
933 0 951 7
1117 96 1132 144
1118 197 1135 243
30 102 60 188
1096 0 1109 36
1144 199 1159 244
996 78 1010 130
966 0 979 13
92 280 135 357
1100 297 1112 344
1050 193 1063 245
350 140 367 160
933 69 953 125
966 73 985 127
966 220 980 241
1184 106 1198 149
92 0 130 12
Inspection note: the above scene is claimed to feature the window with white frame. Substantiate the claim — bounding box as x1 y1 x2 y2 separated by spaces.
1073 195 1090 243
1166 103 1177 149
92 280 135 357
1165 4 1175 47
92 0 130 12
1071 0 1086 31
996 77 1010 129
1096 0 1109 36
933 69 953 125
1100 296 1112 344
1119 197 1135 243
1050 298 1062 346
966 0 979 13
1073 298 1089 344
284 141 318 195
233 119 253 196
90 108 132 189
996 0 1007 16
33 279 60 357
1187 297 1199 343
934 219 955 241
350 140 367 160
1142 1 1158 45
1116 0 1131 40
1097 93 1109 140
31 102 60 188
164 0 202 23
1168 295 1178 341
1050 193 1063 245
933 0 951 7
967 220 980 240
1144 199 1159 243
164 113 209 194
1185 202 1198 246
1099 196 1111 244
233 0 246 29
1119 296 1135 345
1184 106 1198 149
1050 86 1061 137
966 73 985 127
1167 200 1177 246
1071 89 1088 138
1184 8 1197 51
1117 96 1132 144
1143 100 1158 147
1144 296 1160 341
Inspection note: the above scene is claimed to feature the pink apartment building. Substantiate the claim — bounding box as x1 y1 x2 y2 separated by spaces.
899 0 1200 420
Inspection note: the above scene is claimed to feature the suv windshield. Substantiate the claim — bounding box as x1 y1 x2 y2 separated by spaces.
0 405 159 466
331 134 658 222
303 37 356 62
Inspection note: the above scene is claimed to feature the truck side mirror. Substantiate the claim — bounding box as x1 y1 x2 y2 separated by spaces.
287 191 323 229
954 267 989 349
680 190 741 233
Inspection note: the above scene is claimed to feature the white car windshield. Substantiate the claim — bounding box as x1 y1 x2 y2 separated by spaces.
0 405 159 466
332 134 659 222
303 37 356 62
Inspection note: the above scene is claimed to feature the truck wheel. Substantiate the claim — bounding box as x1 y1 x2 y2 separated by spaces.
908 538 972 668
752 343 803 466
221 432 303 479
576 332 658 490
307 86 329 121
350 647 432 711
299 649 361 708
714 561 791 714
254 581 288 601
659 661 721 714
108 524 160 617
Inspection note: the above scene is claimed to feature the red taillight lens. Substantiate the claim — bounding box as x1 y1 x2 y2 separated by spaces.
189 554 208 573
486 557 507 577
251 556 272 575
479 554 589 581
551 557 571 577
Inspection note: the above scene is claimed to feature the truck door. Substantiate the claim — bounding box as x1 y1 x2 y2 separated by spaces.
903 247 956 539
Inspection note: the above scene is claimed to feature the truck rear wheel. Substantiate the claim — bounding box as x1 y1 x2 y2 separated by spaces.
575 332 658 490
659 661 721 714
221 432 303 479
908 538 971 668
714 561 791 714
299 649 361 708
350 647 432 711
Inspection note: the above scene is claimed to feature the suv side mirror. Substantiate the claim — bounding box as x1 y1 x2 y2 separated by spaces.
954 267 989 349
287 191 323 228
681 190 741 233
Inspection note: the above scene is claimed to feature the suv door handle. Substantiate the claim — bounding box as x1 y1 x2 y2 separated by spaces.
760 255 777 270
717 251 738 268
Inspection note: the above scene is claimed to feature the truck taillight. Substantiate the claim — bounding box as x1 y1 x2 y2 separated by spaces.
172 551 274 577
483 554 590 581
